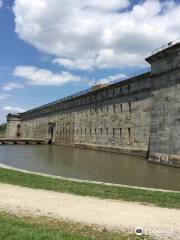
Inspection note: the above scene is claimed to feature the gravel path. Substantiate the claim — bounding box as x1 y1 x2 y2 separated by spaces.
0 183 180 240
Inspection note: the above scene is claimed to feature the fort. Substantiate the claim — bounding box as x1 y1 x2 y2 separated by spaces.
5 41 180 168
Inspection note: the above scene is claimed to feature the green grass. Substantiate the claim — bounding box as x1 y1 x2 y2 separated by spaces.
0 211 153 240
0 167 180 209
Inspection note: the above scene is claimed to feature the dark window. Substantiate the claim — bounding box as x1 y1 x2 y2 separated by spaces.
128 128 131 143
113 105 116 113
128 81 130 92
106 128 108 135
120 104 123 113
113 128 115 140
120 128 122 139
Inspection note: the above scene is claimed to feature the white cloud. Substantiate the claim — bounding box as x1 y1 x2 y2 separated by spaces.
13 66 83 86
97 73 127 84
13 0 180 70
53 58 94 71
3 82 24 91
0 0 3 8
0 93 11 100
3 106 25 113
89 73 127 86
82 0 129 12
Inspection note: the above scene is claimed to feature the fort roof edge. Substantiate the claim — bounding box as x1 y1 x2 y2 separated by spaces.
20 70 150 116
10 38 180 117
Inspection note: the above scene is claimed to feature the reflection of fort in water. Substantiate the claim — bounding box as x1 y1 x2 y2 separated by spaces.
6 41 180 168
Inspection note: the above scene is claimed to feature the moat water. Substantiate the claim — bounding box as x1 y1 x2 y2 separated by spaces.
0 145 179 191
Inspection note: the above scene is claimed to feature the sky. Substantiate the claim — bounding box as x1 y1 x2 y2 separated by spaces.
0 0 180 123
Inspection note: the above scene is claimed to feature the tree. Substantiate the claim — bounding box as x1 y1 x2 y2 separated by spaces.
0 123 7 135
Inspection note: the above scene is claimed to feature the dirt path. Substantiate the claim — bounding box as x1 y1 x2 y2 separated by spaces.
0 183 180 239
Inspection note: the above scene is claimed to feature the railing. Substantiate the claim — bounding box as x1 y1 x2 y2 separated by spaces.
55 68 150 101
152 38 180 55
25 68 150 113
111 67 150 85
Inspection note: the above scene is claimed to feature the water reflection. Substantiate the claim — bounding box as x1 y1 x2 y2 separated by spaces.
0 145 179 191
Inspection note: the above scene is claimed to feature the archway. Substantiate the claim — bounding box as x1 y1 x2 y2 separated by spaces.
48 122 55 141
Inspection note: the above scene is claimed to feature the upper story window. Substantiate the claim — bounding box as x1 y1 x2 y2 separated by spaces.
106 128 108 135
113 105 116 113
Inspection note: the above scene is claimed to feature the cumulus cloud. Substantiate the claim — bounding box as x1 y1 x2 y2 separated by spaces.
3 82 24 91
13 0 180 70
97 73 127 84
89 73 127 86
53 58 94 71
82 0 129 12
13 66 83 86
0 0 2 8
3 106 25 113
0 93 11 100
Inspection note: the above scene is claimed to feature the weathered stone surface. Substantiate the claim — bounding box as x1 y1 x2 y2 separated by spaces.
6 114 21 138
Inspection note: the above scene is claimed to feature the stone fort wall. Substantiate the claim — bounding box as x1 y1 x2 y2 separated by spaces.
7 42 180 167
20 72 152 156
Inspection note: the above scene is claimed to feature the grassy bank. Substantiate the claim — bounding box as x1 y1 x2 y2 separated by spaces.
0 211 153 240
0 167 180 209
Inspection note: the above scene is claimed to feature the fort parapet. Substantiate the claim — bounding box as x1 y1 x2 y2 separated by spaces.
6 42 180 167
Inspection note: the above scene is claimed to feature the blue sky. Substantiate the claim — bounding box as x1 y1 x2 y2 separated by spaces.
0 0 180 123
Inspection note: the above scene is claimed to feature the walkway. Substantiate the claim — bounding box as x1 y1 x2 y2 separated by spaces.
0 183 180 240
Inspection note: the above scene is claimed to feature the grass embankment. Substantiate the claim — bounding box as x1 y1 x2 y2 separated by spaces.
0 167 180 209
0 211 153 240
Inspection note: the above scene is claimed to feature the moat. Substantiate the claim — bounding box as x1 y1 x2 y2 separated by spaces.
0 145 179 191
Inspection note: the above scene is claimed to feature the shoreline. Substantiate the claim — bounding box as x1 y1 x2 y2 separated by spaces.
0 163 179 193
0 165 180 209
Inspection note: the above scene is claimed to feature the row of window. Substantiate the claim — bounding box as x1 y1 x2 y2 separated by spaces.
58 127 131 140
24 127 131 143
23 84 131 119
57 128 131 143
25 103 132 125
89 103 131 114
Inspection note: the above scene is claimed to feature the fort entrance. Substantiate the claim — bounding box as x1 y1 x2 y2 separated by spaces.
48 123 55 142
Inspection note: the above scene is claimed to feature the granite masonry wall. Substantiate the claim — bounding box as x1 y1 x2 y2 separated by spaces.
19 72 152 157
6 114 21 139
6 42 180 167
